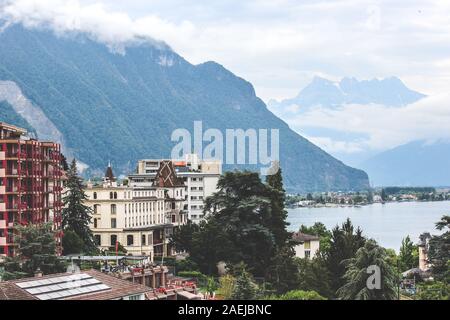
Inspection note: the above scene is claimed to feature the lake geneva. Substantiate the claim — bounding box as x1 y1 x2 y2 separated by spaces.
287 201 450 251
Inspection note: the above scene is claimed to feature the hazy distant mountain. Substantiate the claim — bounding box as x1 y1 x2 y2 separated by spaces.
361 140 450 187
269 76 426 111
0 24 369 193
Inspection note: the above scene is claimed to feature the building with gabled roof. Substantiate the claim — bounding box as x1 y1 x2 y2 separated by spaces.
292 232 320 260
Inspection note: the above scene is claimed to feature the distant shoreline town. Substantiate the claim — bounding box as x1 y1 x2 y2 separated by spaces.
286 187 450 209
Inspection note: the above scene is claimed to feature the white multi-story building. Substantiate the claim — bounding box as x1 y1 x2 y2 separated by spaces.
85 162 186 260
130 154 221 223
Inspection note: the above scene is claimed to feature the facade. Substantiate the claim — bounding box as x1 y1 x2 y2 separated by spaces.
418 232 432 271
132 154 221 223
0 122 63 258
85 162 187 259
292 232 320 260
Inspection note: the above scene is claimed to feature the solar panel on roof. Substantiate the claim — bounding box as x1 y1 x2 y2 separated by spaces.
18 273 110 300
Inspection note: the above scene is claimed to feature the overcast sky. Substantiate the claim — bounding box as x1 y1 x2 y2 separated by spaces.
1 0 449 162
2 0 450 101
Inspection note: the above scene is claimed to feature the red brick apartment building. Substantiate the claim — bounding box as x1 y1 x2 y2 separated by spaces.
0 122 63 257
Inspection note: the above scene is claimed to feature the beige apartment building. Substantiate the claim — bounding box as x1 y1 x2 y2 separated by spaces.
85 162 186 260
132 154 221 223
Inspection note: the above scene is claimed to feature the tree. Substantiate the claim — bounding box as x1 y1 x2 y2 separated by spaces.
231 268 259 300
203 171 277 277
296 256 333 299
62 230 84 255
300 222 332 253
381 189 388 202
265 289 326 300
337 240 397 300
170 221 200 253
217 275 236 300
416 281 449 300
62 159 96 252
265 166 298 293
60 154 69 171
1 223 66 280
265 166 290 249
428 215 450 282
367 189 374 204
398 236 418 272
327 218 366 296
188 219 235 275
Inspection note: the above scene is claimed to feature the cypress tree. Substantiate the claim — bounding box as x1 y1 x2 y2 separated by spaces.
62 159 96 252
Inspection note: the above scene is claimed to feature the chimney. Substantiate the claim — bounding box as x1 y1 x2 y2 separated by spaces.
34 268 43 278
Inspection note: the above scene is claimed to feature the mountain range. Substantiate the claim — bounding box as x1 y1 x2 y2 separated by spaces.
0 24 370 193
269 76 426 110
269 76 450 187
361 140 450 187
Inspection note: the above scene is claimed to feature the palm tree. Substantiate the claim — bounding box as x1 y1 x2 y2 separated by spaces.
337 240 398 300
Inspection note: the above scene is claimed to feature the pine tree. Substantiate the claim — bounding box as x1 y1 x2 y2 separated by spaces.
265 166 298 293
231 268 259 300
327 218 366 296
62 159 96 252
265 165 290 249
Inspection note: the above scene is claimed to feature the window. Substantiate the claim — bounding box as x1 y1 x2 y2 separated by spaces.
94 235 101 246
305 250 311 259
304 241 311 250
93 204 99 214
93 192 97 199
111 204 117 215
93 218 98 228
127 235 134 246
127 295 141 300
111 218 117 228
114 192 118 199
141 234 146 246
110 235 117 246
110 192 113 199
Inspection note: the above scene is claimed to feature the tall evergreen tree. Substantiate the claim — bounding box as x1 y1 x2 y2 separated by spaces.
62 159 96 252
265 165 290 249
327 218 366 296
231 268 259 300
265 165 298 293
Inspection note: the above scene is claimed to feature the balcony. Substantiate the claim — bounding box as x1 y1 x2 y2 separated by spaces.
6 169 18 176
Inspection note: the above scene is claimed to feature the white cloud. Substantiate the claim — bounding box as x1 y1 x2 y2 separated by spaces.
284 94 450 154
1 0 449 102
1 0 449 160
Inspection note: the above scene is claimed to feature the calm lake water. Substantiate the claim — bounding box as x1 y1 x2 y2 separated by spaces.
287 201 450 251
